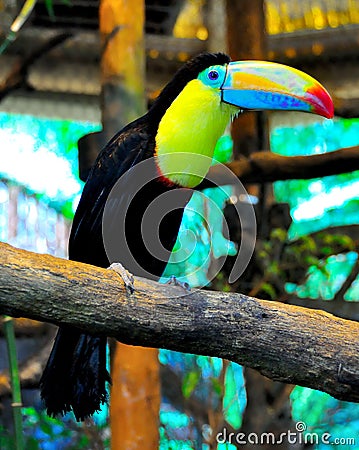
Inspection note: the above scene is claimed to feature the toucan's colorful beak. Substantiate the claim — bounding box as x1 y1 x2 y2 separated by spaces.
221 61 334 119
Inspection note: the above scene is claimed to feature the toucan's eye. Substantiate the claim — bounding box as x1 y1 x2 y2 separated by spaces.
208 70 219 81
198 65 226 88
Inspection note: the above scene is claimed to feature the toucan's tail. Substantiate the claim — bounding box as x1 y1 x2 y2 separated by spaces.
40 327 110 421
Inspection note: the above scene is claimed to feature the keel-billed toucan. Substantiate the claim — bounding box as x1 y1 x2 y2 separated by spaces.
40 53 333 420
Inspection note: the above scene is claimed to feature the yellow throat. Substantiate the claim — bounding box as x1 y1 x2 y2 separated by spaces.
155 79 237 188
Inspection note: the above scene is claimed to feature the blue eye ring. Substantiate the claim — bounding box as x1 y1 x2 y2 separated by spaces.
198 65 226 88
208 70 219 81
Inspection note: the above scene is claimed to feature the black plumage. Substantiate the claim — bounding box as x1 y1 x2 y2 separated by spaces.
40 52 230 420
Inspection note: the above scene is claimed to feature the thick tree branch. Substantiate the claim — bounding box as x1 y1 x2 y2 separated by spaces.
333 95 359 119
0 32 72 101
333 256 359 304
203 146 359 187
1 242 359 403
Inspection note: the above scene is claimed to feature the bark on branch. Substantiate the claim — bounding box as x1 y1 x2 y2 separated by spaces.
1 242 359 403
203 145 359 187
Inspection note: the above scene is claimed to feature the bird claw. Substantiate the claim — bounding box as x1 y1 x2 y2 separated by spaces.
108 263 135 294
166 275 191 292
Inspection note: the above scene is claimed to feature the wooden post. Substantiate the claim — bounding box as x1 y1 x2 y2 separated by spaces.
225 0 268 158
110 346 160 450
99 1 160 448
99 0 146 140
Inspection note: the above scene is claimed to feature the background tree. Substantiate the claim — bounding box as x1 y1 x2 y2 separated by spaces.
98 1 160 449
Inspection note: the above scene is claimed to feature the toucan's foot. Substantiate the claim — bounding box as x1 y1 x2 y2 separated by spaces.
166 275 191 292
108 263 135 294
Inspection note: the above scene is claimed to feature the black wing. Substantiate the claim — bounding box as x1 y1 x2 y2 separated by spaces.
69 118 154 267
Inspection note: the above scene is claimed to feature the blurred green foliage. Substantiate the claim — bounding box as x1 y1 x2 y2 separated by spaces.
271 115 359 447
0 407 110 450
0 113 100 219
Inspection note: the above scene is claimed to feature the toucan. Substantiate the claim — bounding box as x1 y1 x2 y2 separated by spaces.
40 52 333 421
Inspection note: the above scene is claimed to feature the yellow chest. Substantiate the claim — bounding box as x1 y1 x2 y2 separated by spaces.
155 80 236 188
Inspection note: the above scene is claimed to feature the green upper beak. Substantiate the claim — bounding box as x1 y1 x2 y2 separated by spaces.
220 61 334 119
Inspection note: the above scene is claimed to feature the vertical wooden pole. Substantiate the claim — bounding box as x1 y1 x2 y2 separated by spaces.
225 4 294 443
100 0 146 140
207 0 227 53
225 0 272 229
99 2 160 449
110 345 160 449
225 0 268 158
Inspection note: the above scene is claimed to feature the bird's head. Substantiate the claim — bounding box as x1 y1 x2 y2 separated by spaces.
153 53 334 188
198 58 333 119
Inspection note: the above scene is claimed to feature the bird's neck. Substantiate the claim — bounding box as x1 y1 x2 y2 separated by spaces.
155 79 237 188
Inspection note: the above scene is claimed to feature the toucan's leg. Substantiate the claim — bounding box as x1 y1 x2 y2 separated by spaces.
166 275 191 292
108 262 135 294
